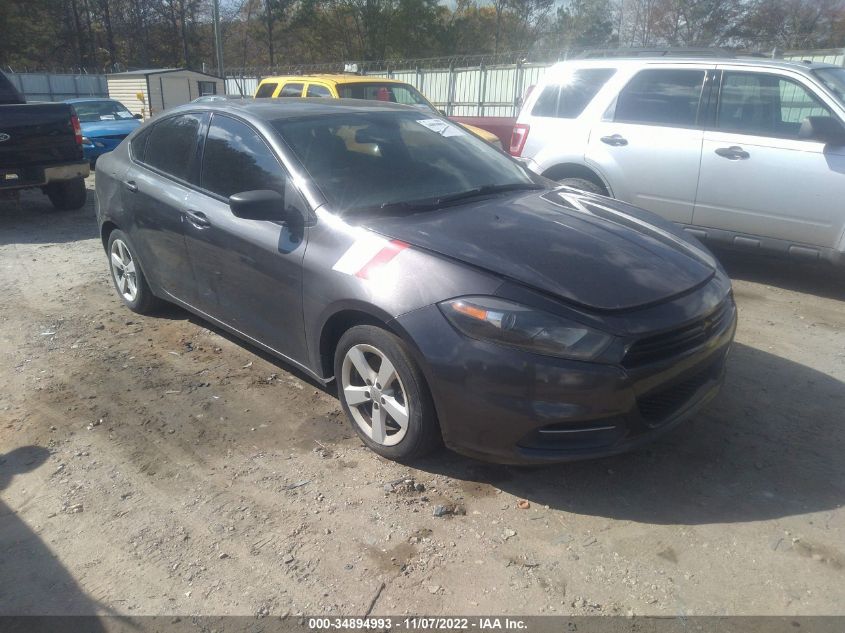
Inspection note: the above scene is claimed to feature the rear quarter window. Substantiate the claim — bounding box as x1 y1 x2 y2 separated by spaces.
531 68 616 119
129 126 152 162
0 72 24 104
255 82 278 98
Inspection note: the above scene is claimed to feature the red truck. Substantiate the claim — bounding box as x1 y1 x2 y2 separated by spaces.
449 116 516 148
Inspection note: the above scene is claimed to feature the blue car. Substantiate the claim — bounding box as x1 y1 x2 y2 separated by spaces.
65 98 142 166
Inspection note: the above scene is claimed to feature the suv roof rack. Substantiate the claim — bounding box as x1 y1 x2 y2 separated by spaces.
574 47 738 59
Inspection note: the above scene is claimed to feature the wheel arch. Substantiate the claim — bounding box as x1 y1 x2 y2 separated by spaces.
541 163 611 196
100 223 165 301
100 221 119 250
317 303 402 380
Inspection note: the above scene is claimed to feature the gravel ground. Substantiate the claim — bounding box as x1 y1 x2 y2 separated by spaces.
1 177 844 617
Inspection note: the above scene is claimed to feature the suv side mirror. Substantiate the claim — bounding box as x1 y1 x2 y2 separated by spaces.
133 113 143 119
799 116 845 145
229 189 288 221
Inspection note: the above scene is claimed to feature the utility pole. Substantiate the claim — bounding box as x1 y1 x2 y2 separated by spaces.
212 0 225 78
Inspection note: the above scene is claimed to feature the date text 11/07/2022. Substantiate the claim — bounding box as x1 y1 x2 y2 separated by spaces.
308 617 528 630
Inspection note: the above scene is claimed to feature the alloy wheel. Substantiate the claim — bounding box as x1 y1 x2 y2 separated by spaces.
110 239 138 303
341 343 410 446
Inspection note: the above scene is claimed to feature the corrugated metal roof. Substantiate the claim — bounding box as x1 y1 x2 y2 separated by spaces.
108 68 180 76
107 68 222 79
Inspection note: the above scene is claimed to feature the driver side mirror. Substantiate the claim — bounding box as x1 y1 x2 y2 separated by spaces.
229 189 288 222
134 113 143 119
799 116 845 145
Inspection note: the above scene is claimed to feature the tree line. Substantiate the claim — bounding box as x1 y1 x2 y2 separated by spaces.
1 0 843 74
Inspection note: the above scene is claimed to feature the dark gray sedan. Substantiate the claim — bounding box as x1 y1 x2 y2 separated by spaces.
95 99 736 464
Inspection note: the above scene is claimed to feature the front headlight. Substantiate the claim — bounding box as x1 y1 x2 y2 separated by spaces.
81 136 92 145
439 296 614 361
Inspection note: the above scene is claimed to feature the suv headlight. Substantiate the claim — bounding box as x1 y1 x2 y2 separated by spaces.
439 296 614 361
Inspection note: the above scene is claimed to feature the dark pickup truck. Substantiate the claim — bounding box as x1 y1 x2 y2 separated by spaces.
1 71 90 210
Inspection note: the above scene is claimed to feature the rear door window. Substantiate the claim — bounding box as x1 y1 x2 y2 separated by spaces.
306 84 332 98
279 83 304 98
255 82 278 98
142 113 203 181
531 68 615 118
614 69 706 128
716 71 836 139
337 83 429 107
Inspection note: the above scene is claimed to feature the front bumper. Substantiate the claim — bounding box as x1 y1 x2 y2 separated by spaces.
395 297 736 464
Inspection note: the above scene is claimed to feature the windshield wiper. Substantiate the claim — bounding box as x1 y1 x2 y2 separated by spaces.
379 182 544 212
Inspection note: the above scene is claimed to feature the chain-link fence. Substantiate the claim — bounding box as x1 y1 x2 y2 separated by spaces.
226 46 840 118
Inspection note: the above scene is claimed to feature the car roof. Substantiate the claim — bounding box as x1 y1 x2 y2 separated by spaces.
550 57 839 73
259 74 410 86
64 97 123 103
172 97 416 120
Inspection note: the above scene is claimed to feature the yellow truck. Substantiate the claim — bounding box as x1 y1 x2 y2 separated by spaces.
253 74 502 148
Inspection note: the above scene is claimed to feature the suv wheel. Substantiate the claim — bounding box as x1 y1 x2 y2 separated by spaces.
46 177 87 211
557 177 606 196
335 325 440 461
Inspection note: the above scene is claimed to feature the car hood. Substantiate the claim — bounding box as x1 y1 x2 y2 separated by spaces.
80 118 140 137
363 188 716 312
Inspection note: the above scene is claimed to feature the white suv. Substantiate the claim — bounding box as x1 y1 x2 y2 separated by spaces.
512 58 845 264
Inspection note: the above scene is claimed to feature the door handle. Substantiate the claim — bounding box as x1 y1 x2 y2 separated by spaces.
124 180 138 193
184 209 210 228
600 134 628 147
714 146 750 160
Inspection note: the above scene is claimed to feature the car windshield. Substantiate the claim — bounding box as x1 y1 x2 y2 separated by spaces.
72 100 134 122
813 67 845 106
274 110 539 215
337 82 434 111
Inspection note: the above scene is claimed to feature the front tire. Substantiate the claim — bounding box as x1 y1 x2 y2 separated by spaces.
334 325 440 461
46 177 87 210
106 230 162 314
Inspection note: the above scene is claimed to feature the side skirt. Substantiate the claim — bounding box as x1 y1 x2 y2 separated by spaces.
160 291 332 386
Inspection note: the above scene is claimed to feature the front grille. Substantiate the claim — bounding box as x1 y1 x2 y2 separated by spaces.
637 366 714 426
623 299 731 368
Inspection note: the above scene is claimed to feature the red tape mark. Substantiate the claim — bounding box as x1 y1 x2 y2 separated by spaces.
355 240 409 279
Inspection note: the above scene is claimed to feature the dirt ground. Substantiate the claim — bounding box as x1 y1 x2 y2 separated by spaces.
1 177 844 618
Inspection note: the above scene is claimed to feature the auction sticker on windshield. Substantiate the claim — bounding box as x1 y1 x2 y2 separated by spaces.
416 118 464 137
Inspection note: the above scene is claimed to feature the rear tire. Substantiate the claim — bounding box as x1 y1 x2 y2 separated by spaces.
106 229 162 315
334 325 441 462
46 177 87 211
557 177 606 196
